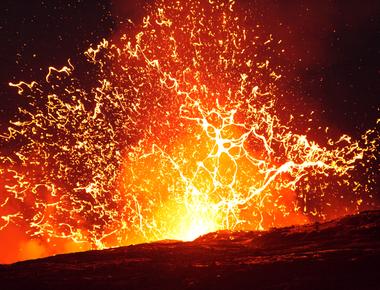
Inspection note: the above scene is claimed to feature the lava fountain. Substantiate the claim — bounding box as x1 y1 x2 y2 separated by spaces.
0 0 378 263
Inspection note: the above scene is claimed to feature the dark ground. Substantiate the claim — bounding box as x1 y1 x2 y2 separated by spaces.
0 210 379 290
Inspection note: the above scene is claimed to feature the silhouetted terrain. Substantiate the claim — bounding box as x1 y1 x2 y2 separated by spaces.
1 210 379 290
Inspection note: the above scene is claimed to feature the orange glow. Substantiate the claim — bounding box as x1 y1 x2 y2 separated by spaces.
0 0 378 263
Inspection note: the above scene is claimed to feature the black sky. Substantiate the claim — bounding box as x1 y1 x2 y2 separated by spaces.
0 0 379 137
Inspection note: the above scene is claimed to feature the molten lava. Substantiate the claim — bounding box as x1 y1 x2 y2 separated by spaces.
0 0 378 263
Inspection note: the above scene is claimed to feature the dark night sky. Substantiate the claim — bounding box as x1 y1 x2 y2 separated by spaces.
0 0 379 136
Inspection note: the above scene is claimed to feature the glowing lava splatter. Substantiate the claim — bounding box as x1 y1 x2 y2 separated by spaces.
0 0 378 262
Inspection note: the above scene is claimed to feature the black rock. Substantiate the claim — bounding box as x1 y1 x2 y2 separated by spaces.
1 210 379 290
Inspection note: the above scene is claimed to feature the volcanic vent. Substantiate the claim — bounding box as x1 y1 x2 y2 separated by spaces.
0 0 378 264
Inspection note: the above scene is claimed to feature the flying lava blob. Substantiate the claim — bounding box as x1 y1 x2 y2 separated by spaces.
0 0 378 263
